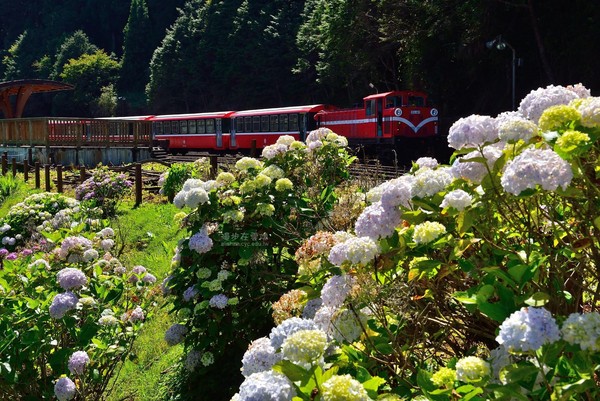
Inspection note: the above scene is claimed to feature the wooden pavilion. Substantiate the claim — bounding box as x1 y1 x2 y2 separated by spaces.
0 79 74 119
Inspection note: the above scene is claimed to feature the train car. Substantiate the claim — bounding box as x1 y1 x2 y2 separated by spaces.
314 90 439 159
229 104 335 150
150 111 235 154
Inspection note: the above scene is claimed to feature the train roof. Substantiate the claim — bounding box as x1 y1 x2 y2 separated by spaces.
363 90 428 101
96 115 155 121
150 111 236 121
231 104 330 117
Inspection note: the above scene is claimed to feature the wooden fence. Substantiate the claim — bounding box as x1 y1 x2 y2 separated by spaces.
0 152 218 206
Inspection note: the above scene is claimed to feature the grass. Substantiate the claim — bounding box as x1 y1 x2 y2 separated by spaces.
1 174 188 401
104 200 187 401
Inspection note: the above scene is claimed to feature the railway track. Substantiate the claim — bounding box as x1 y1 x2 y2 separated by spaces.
150 149 406 185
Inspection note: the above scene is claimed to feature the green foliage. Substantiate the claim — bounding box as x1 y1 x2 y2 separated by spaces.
161 132 354 400
119 0 153 100
159 160 209 201
0 194 158 401
94 84 118 117
0 175 19 204
75 165 133 217
60 50 121 116
51 30 99 80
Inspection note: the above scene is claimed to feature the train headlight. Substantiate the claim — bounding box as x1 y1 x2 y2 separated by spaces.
394 108 402 117
430 108 439 117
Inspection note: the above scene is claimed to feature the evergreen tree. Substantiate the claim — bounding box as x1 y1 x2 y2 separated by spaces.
51 31 99 80
119 0 153 109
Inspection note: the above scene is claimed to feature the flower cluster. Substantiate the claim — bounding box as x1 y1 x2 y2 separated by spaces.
241 337 282 377
321 374 371 401
67 351 90 375
75 166 132 216
235 370 295 401
271 289 307 324
412 221 447 245
328 235 380 266
455 356 491 383
500 147 573 195
496 307 560 352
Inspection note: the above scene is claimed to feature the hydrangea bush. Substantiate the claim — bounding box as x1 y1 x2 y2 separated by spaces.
75 165 132 217
161 131 355 399
0 198 157 400
224 84 600 401
159 158 212 201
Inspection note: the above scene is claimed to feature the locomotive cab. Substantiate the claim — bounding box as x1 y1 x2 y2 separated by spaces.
316 90 439 164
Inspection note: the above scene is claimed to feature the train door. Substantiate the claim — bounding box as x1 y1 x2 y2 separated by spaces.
376 99 383 138
299 113 306 141
216 118 223 148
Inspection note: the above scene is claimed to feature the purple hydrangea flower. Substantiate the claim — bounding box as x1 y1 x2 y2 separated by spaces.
54 377 77 401
68 350 90 375
49 292 79 319
57 268 88 290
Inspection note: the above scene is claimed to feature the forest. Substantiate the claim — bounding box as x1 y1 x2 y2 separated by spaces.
1 0 599 132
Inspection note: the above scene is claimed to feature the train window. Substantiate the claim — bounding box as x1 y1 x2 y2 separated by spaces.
189 120 197 134
154 122 162 135
408 96 424 107
365 100 376 116
270 115 279 131
252 116 260 132
261 115 269 132
244 117 252 132
197 120 205 134
385 96 403 108
289 114 298 131
172 121 179 134
206 119 215 134
236 118 244 133
181 121 188 134
280 114 288 131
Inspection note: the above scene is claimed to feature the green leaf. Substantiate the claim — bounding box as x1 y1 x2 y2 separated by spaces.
524 292 550 307
273 360 309 382
362 376 386 399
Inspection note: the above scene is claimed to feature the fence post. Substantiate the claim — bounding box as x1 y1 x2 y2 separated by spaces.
56 165 63 193
45 164 51 192
210 155 218 179
135 163 142 206
250 139 257 158
28 147 33 164
11 157 17 177
23 160 29 181
35 162 41 189
79 166 86 184
1 152 6 175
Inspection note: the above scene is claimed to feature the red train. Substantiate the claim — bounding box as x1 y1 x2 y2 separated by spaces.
145 90 439 160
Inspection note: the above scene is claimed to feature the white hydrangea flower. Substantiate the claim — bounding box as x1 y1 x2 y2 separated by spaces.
238 371 295 401
440 189 473 211
269 317 319 350
330 307 368 344
354 202 402 240
321 375 371 401
448 115 498 150
281 329 328 369
236 157 263 172
451 145 503 184
574 96 600 128
415 157 439 170
496 307 560 352
328 236 380 266
380 175 415 209
561 311 600 351
276 135 296 146
519 84 580 123
455 356 491 383
320 275 355 309
412 221 447 245
411 167 453 199
241 337 282 377
185 187 209 209
501 147 573 195
497 115 539 143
